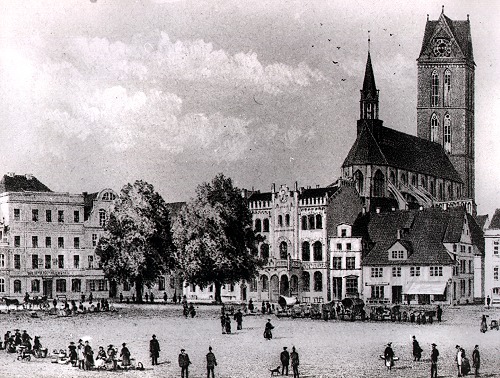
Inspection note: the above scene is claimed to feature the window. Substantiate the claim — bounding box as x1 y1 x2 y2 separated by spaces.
250 278 257 292
102 191 116 201
431 70 439 107
401 173 408 186
14 254 20 269
371 267 383 278
89 281 96 291
391 250 405 259
346 243 352 251
346 276 358 296
420 176 427 190
430 113 439 142
448 184 453 199
430 180 436 197
88 255 94 269
468 260 472 274
58 210 64 223
302 271 310 292
56 279 66 292
58 237 64 248
72 279 81 292
92 234 98 247
346 257 355 270
277 215 283 227
14 236 21 247
158 277 165 291
14 208 20 221
31 279 40 293
123 281 131 291
285 214 290 227
494 241 499 255
337 243 342 250
58 255 64 269
444 114 451 153
46 210 52 222
444 69 451 107
260 244 269 262
74 211 80 223
45 255 51 269
392 267 401 277
302 242 310 261
308 214 315 230
32 209 39 222
254 219 262 232
0 254 4 268
341 229 347 237
389 171 396 184
494 267 498 281
32 236 38 248
313 241 322 261
32 254 39 269
371 285 384 299
279 242 288 260
333 257 342 270
14 280 21 293
301 216 308 230
73 255 80 269
261 275 269 291
263 218 269 232
316 214 322 229
354 170 364 194
410 266 421 277
74 237 80 249
313 271 323 292
99 209 106 227
430 266 443 276
460 280 465 296
411 174 417 187
373 170 385 197
0 278 4 292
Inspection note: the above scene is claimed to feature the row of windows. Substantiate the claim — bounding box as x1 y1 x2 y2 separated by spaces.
0 278 107 293
257 271 324 292
12 209 107 227
254 218 270 232
4 253 97 270
372 266 444 278
301 214 323 230
431 69 452 108
453 244 473 254
494 241 499 255
332 256 356 270
11 234 99 249
258 241 325 262
335 242 352 251
430 113 452 153
255 214 324 231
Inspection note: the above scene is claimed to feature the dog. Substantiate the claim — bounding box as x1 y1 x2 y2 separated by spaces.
269 366 281 376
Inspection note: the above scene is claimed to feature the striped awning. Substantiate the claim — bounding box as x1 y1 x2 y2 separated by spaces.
406 281 447 295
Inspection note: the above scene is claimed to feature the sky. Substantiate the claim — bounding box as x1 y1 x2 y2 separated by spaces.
0 0 498 216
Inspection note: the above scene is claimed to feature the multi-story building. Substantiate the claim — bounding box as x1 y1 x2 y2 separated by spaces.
484 209 500 306
0 173 116 300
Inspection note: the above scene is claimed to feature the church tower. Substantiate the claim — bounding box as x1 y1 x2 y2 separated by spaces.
416 7 475 201
357 51 383 136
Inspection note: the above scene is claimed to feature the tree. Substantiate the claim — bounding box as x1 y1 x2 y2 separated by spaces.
172 173 262 303
96 180 175 302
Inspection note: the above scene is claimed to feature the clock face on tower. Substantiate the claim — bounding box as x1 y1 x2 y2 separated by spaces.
432 38 451 57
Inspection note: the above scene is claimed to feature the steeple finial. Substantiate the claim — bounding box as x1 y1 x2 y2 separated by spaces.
368 30 371 52
442 5 444 14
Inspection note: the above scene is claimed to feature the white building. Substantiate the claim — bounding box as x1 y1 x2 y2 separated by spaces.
484 209 500 306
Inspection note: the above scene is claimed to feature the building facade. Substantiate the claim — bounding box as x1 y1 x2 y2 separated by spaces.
484 209 500 307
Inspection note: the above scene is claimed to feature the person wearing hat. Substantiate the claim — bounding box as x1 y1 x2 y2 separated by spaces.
21 330 32 351
290 346 299 378
95 346 107 369
206 346 217 378
280 346 290 375
68 341 77 367
120 342 131 367
264 318 274 340
412 336 422 362
150 334 160 366
107 344 117 370
77 340 85 369
384 342 395 371
178 348 191 378
430 343 439 378
455 345 464 377
84 340 94 370
472 345 480 377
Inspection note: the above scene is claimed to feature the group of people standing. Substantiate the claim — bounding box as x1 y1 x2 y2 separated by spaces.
67 339 132 371
220 307 243 334
279 346 300 378
1 329 44 356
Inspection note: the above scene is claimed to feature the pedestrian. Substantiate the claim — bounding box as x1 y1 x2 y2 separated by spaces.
145 292 149 302
248 299 254 312
280 346 290 376
77 339 85 369
178 348 191 378
480 314 488 333
68 342 77 367
107 344 117 370
189 303 196 318
264 318 274 340
472 345 480 377
486 295 491 309
206 346 217 378
261 301 266 314
436 305 442 322
150 334 160 366
290 346 299 378
119 292 123 303
84 340 94 370
120 342 131 367
89 292 93 304
384 342 395 371
225 314 231 334
164 292 168 303
455 345 463 377
52 298 57 309
430 343 439 378
234 309 243 330
150 292 155 303
412 336 422 361
220 313 226 334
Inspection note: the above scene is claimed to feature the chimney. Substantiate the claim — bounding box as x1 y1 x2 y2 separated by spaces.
294 181 298 191
271 183 276 193
7 172 15 177
419 206 423 211
25 173 33 180
397 229 401 240
391 207 395 212
241 189 247 198
362 207 366 214
376 207 381 214
316 184 320 189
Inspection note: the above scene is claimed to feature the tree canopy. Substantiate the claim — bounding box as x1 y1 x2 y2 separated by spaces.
172 173 262 302
96 180 175 301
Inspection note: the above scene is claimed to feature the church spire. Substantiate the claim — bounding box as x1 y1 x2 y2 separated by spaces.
360 49 379 120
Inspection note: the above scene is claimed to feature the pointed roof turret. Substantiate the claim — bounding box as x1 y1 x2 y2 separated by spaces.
362 52 377 97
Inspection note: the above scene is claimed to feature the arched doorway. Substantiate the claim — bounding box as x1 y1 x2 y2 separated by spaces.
270 275 279 302
290 275 299 296
280 275 289 296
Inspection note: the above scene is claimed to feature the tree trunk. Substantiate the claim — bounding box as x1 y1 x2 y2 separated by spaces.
214 282 222 304
135 278 143 303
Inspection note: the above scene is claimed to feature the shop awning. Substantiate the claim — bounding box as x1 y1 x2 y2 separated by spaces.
406 281 447 295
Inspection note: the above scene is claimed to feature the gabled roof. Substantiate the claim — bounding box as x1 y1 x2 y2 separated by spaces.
247 191 272 202
418 12 474 61
300 186 338 200
389 239 414 254
0 174 52 193
489 209 500 230
467 212 485 255
342 124 462 183
475 214 489 230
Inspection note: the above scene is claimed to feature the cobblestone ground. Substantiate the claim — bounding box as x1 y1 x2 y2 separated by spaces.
0 303 499 378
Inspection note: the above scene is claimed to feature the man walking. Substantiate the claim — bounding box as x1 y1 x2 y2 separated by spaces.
436 305 443 322
206 346 217 378
149 334 160 366
472 345 480 377
234 309 243 330
384 342 395 371
290 346 299 378
280 346 290 375
412 336 422 361
178 348 191 378
455 345 464 377
430 343 439 378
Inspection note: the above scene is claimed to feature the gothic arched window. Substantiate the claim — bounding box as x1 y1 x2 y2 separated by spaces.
444 70 451 107
301 216 308 230
373 170 385 197
285 214 290 227
389 171 396 185
401 173 408 186
263 218 270 232
354 170 364 195
302 242 310 261
444 114 452 153
308 214 315 230
315 214 322 229
313 271 323 292
313 241 322 261
430 113 439 143
448 184 453 199
278 215 283 227
254 219 262 232
302 272 310 292
431 70 439 107
279 242 288 260
260 244 269 262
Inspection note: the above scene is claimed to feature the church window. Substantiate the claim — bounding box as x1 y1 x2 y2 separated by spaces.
263 218 269 232
389 171 396 185
438 182 444 201
444 70 451 107
278 215 283 227
444 114 451 153
420 176 427 190
400 173 408 186
411 175 417 187
302 242 310 261
313 241 322 261
448 184 453 199
430 180 436 197
302 272 310 292
301 216 308 230
354 170 364 194
285 214 290 227
431 71 439 107
315 214 322 229
430 113 439 142
254 219 262 232
373 170 385 197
